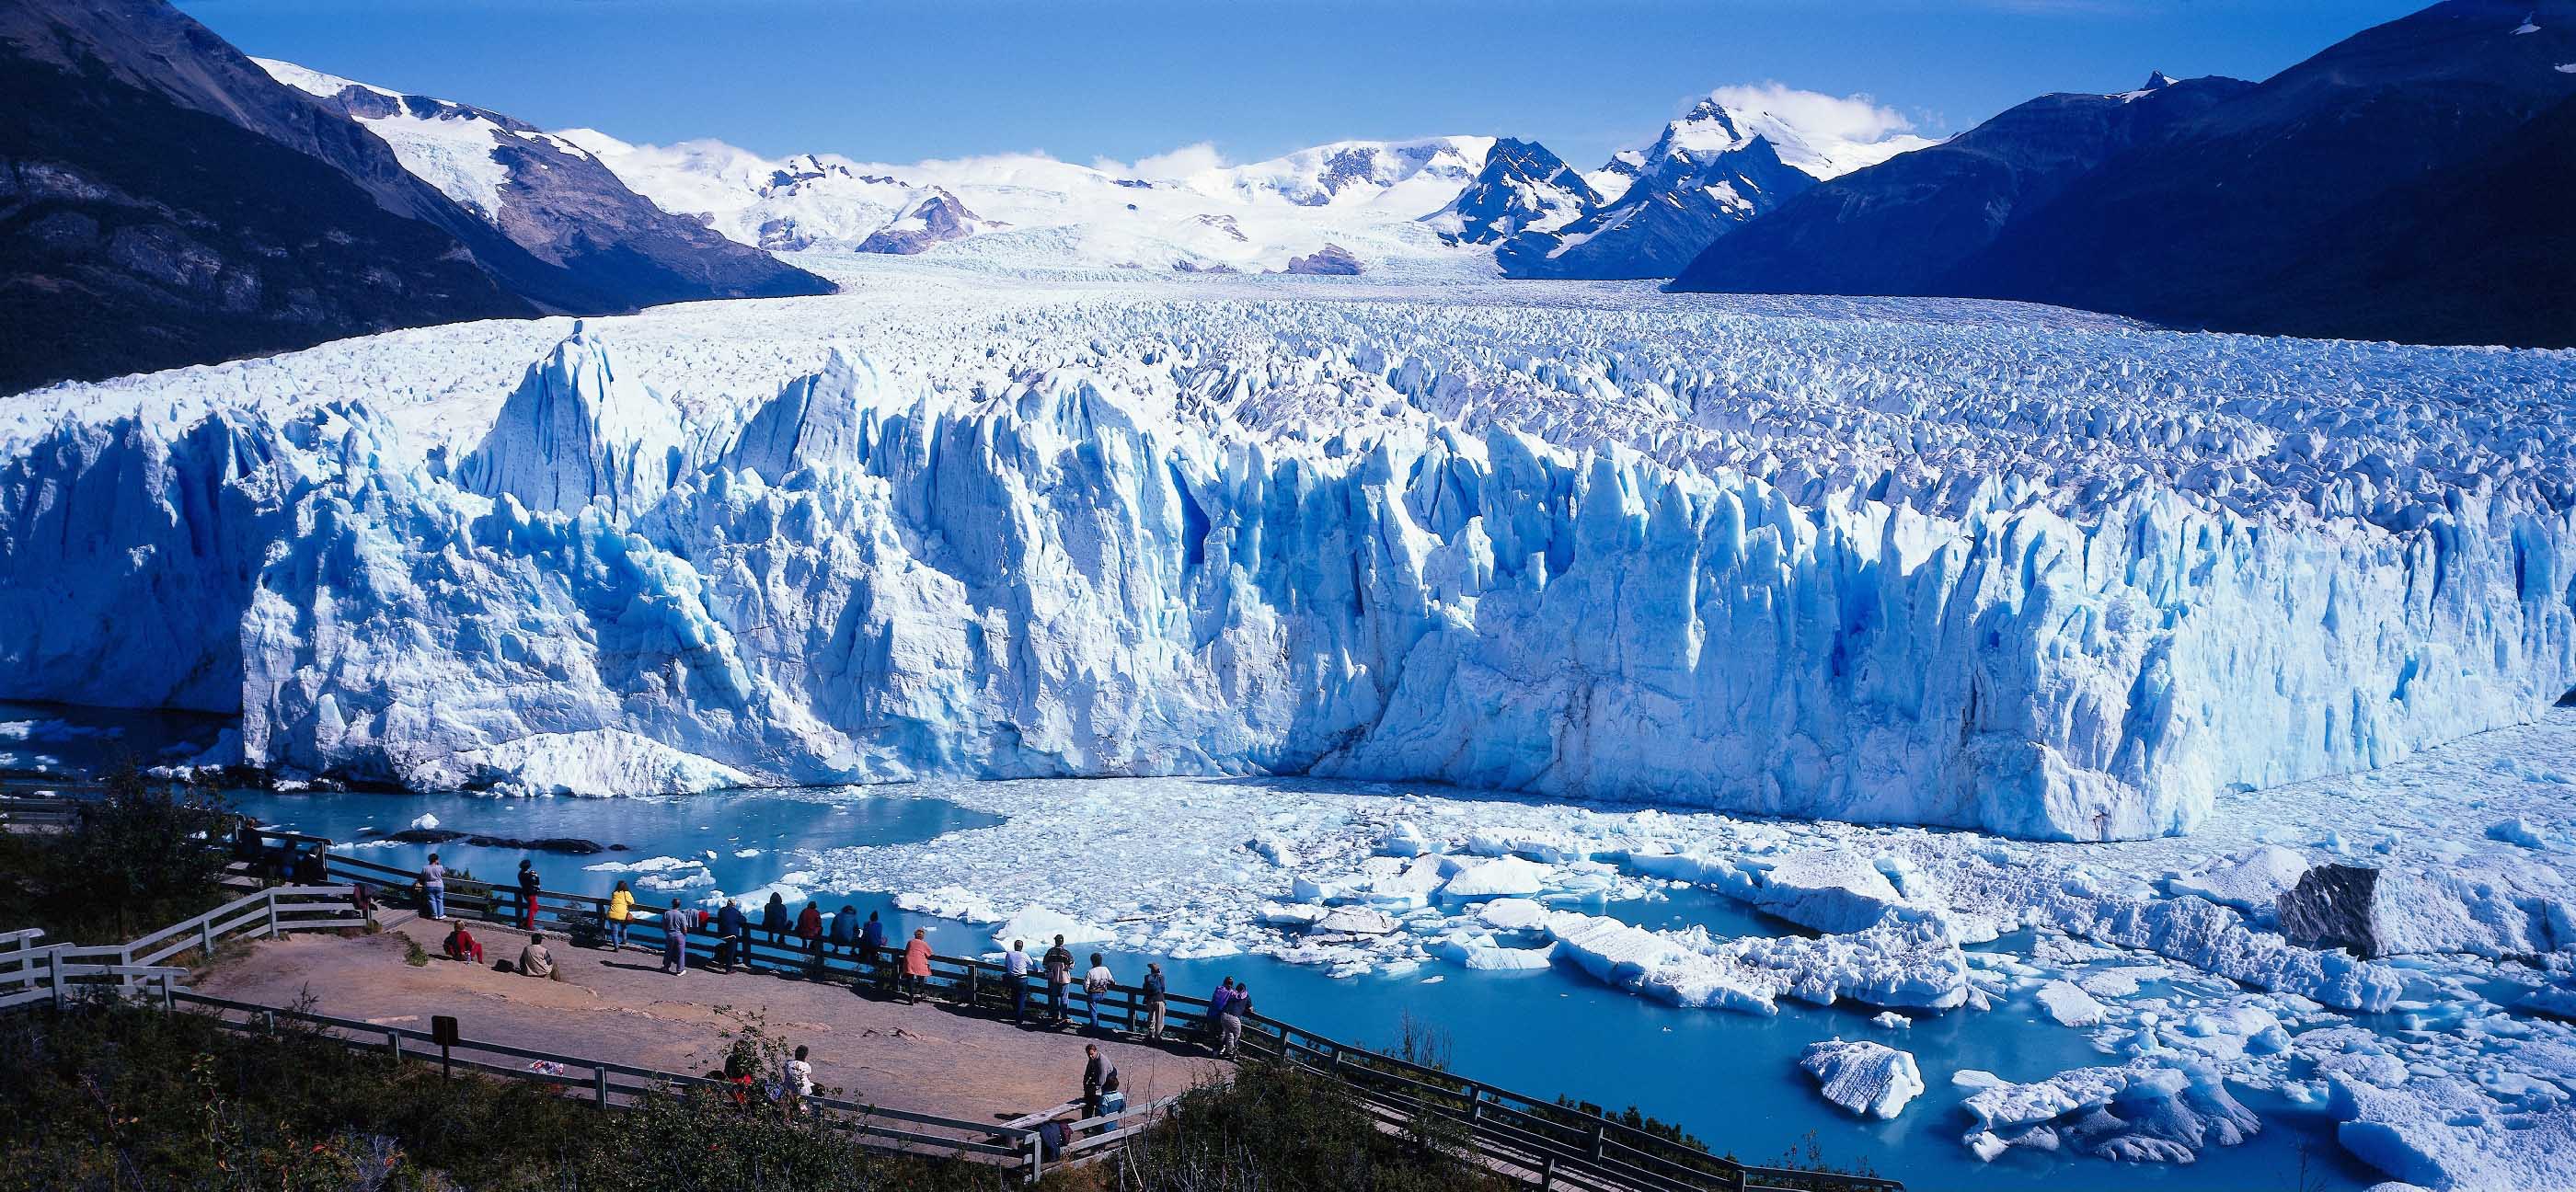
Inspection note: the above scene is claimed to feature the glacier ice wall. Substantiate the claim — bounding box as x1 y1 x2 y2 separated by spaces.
5 292 2573 839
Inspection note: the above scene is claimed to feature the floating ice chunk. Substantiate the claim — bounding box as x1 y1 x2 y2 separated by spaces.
1249 832 1300 867
1543 909 1967 1014
1313 906 1401 936
409 729 754 797
1478 897 1549 933
1962 1059 2259 1164
586 854 703 874
1800 1038 1923 1119
2056 891 2401 1012
1443 855 1551 900
2167 845 2308 916
1747 849 1907 933
1871 1011 1912 1030
2277 864 2554 959
2329 1073 2576 1191
2038 980 2109 1027
408 813 441 831
895 885 1006 923
1430 932 1559 970
703 881 808 909
1378 820 1433 857
989 905 1111 946
733 848 763 858
1258 902 1328 927
2486 819 2547 850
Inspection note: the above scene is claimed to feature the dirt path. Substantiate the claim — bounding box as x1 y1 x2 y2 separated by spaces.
198 913 1225 1125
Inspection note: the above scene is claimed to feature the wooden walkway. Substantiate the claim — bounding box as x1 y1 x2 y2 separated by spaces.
4 786 1905 1191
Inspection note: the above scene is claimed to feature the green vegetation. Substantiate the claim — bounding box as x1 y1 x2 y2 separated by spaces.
0 762 236 945
0 998 1514 1192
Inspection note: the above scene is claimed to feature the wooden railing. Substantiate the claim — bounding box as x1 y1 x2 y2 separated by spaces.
0 793 81 829
320 850 1902 1192
168 991 1053 1176
7 786 1903 1191
0 885 362 1012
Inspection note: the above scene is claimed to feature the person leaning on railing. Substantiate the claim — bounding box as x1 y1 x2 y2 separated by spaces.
659 898 692 975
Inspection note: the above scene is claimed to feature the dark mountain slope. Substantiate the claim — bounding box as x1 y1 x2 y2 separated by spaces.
0 31 534 393
1668 74 2255 296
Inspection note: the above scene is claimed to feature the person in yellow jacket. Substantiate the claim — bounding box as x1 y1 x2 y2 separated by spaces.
606 880 636 952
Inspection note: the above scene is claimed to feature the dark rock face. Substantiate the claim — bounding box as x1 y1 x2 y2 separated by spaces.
1501 103 1817 280
1673 0 2576 348
1669 74 2254 297
855 188 991 255
0 0 829 395
379 828 608 854
2276 864 2387 957
1282 244 1363 275
286 80 832 309
1434 137 1596 245
0 0 535 392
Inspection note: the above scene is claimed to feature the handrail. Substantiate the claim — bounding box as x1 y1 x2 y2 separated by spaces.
329 854 1898 1192
15 789 1899 1190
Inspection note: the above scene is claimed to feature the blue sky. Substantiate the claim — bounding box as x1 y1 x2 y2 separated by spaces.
177 0 2426 167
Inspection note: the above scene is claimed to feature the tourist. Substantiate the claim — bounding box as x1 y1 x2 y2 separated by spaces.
713 929 742 972
858 911 888 988
518 933 560 980
1141 962 1168 1040
1082 953 1113 1029
443 923 483 963
717 897 748 961
420 853 447 921
829 904 857 959
1081 1043 1120 1123
1042 935 1075 1023
515 860 541 931
605 880 634 951
901 927 933 1003
761 891 788 949
1218 984 1251 1059
294 844 328 886
660 898 691 974
784 1045 815 1118
795 900 823 962
1004 939 1032 1025
1205 976 1236 1041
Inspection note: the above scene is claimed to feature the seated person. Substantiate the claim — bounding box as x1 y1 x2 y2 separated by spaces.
518 933 561 980
443 924 484 963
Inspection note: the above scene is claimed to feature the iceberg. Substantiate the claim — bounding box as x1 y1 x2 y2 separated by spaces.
1961 1059 2260 1164
1799 1038 1924 1119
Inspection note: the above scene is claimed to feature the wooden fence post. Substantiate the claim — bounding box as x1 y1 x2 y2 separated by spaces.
386 1028 403 1063
595 1067 610 1107
264 890 280 938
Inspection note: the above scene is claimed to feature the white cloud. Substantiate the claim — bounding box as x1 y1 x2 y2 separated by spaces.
1705 82 1917 145
1093 142 1228 181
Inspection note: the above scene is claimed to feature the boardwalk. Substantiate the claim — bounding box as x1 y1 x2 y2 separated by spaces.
199 912 1225 1127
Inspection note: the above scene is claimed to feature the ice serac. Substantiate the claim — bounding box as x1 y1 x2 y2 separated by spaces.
22 311 2576 840
454 323 686 519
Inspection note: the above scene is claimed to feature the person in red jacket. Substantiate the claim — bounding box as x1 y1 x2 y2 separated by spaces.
795 901 825 975
443 923 484 964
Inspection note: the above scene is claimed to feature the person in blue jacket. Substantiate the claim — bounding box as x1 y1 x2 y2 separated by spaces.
761 892 789 949
830 904 859 959
716 898 749 967
858 911 889 988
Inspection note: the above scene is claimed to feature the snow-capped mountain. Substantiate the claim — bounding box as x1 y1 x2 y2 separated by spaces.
1673 0 2576 348
566 130 1497 274
854 188 1000 254
258 59 830 308
1498 96 1938 280
1425 137 1599 244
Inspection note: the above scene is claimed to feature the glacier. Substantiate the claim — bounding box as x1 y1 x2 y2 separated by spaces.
3 264 2573 841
